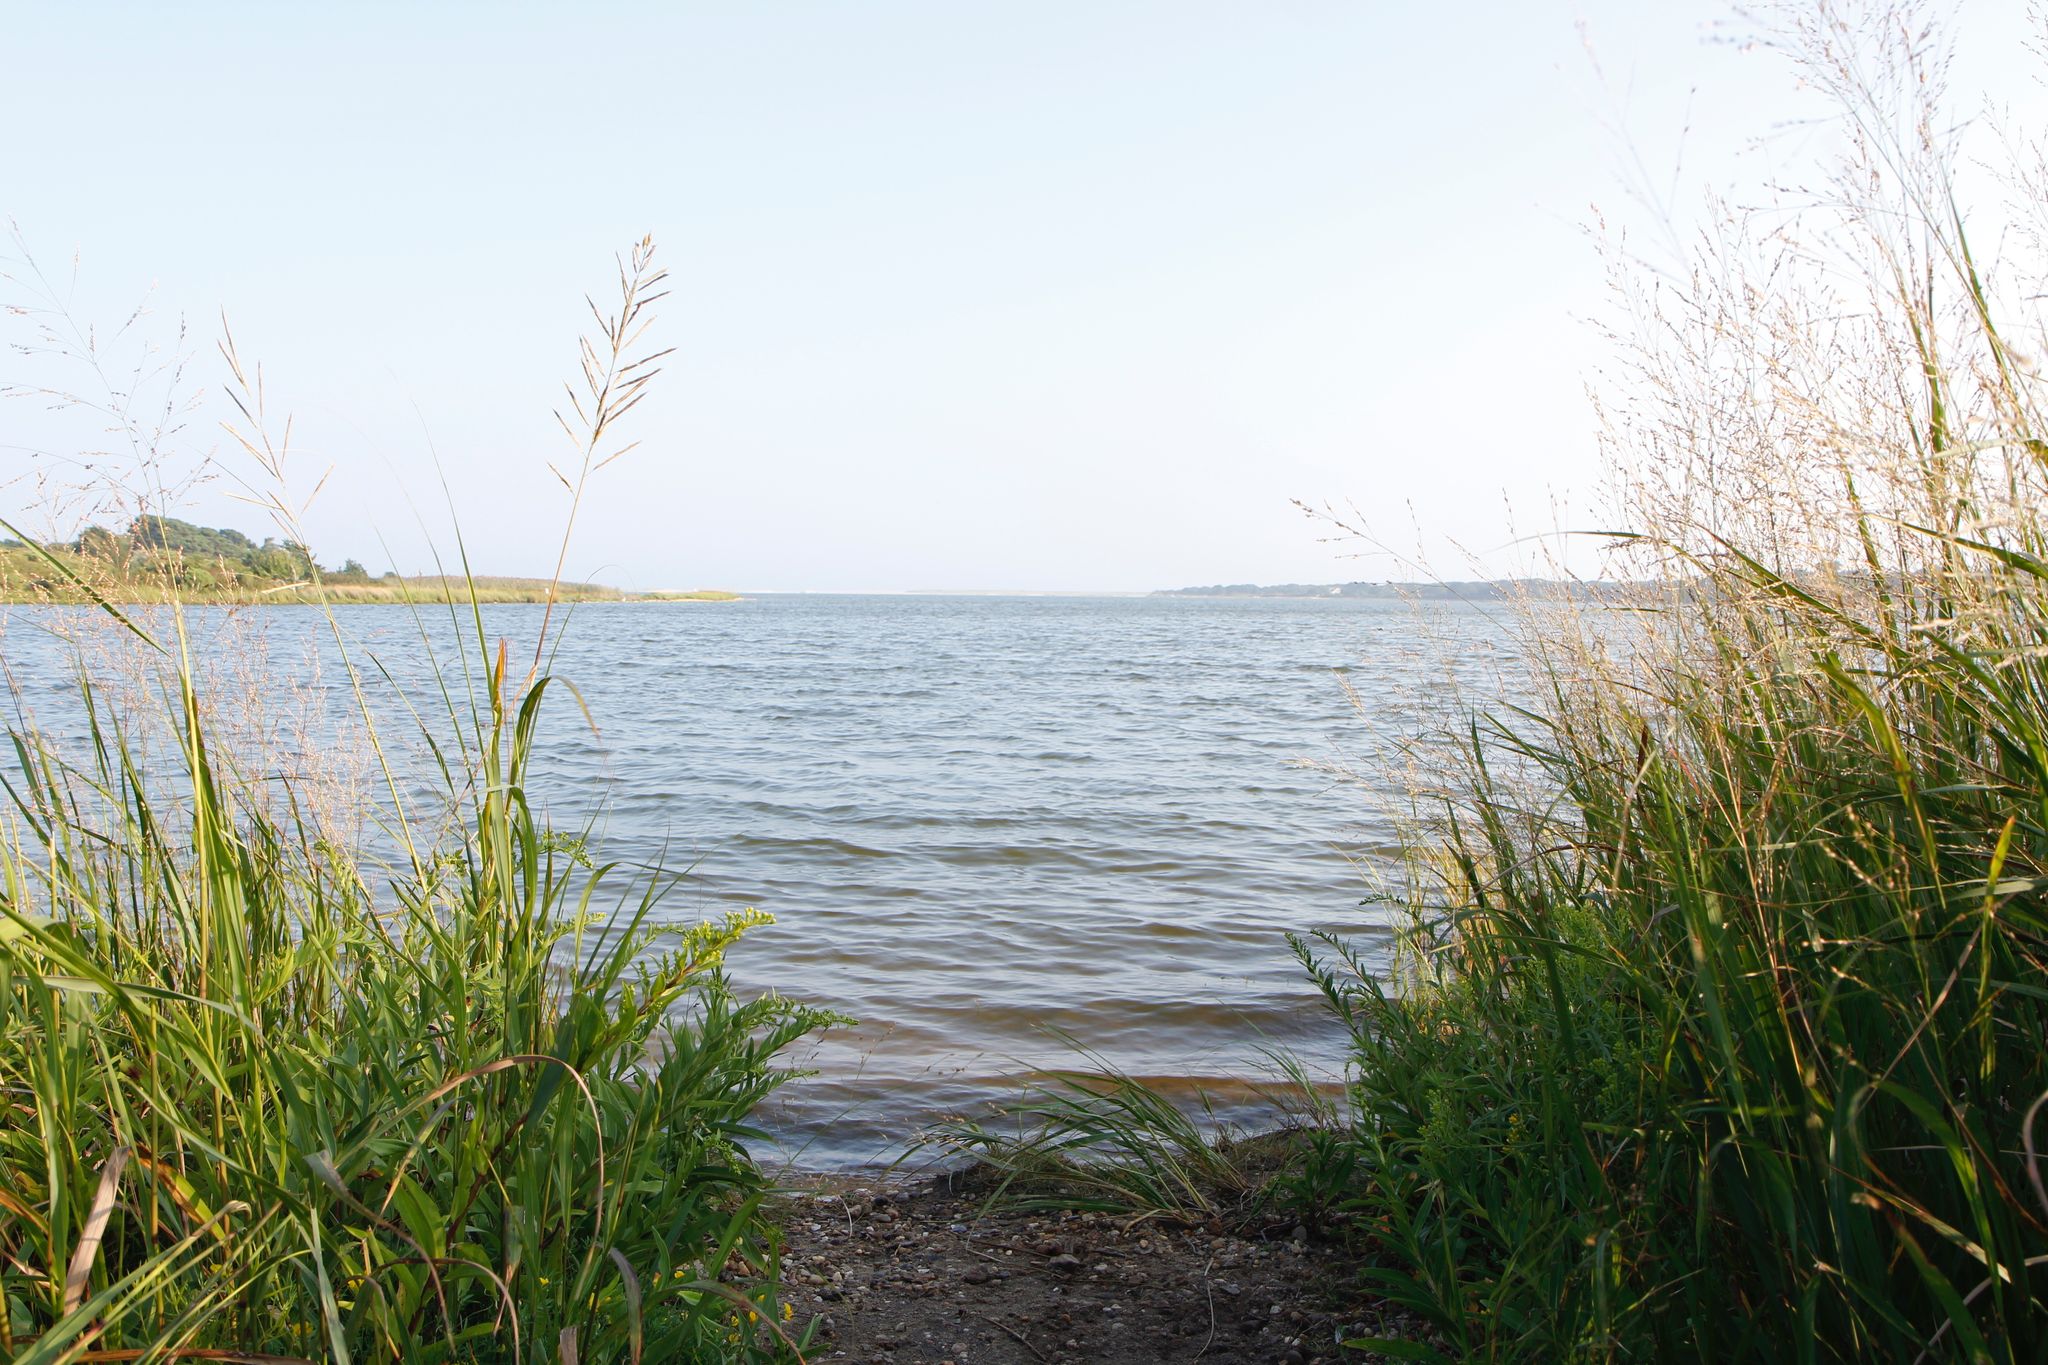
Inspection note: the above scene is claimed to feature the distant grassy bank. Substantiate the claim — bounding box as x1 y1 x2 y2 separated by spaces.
0 517 739 604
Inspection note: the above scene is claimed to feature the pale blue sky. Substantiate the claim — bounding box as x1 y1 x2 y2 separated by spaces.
1 2 2037 591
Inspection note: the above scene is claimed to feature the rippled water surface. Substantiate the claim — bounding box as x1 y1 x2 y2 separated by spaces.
2 594 1518 1166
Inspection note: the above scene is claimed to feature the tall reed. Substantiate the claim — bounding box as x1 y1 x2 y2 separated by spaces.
1300 3 2048 1359
0 239 832 1362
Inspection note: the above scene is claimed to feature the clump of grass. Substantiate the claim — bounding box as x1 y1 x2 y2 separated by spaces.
1 657 830 1362
1298 3 2048 1359
0 238 836 1362
925 1037 1319 1224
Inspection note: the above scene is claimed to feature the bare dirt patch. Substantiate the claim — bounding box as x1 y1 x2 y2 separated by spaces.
770 1169 1416 1365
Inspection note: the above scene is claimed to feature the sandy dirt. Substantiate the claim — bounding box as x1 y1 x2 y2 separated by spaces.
768 1170 1419 1365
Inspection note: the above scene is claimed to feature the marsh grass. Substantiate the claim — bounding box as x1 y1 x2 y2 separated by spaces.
1 656 829 1363
0 238 834 1362
927 1045 1282 1222
1290 4 2048 1359
920 1032 1350 1231
930 5 2048 1359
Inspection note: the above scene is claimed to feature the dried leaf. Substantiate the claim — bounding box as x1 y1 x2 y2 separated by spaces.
62 1146 131 1315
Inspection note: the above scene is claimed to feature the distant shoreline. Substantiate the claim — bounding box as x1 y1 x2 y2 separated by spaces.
0 515 747 607
1153 579 1608 601
0 581 744 607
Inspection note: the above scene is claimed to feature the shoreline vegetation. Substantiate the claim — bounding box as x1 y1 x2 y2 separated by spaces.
0 516 740 603
7 5 2048 1362
1 240 827 1363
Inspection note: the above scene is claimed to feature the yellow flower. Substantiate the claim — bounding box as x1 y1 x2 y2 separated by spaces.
782 1302 795 1321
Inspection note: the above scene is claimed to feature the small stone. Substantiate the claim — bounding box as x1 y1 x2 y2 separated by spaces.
1049 1253 1081 1273
963 1265 992 1284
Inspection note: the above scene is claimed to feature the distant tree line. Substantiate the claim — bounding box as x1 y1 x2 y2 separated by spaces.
2 515 381 591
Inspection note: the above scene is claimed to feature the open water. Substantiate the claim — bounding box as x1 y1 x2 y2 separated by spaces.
1 593 1520 1167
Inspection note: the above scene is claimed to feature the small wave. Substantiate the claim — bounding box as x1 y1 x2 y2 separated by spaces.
724 834 896 859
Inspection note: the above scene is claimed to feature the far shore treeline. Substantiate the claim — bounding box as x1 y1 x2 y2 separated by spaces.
0 514 737 603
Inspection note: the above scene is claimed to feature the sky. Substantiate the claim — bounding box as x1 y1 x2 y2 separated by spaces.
1 1 2041 592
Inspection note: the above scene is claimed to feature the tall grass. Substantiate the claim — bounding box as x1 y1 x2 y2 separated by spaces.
0 240 833 1361
927 1037 1298 1221
1299 3 2048 1359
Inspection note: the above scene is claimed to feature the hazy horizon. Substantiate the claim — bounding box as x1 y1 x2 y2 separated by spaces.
4 1 2041 593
